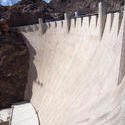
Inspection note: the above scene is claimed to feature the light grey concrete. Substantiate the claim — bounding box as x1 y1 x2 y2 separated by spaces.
16 9 125 125
0 108 11 123
11 103 39 125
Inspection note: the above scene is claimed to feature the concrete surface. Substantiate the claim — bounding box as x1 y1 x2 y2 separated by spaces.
17 10 125 125
0 108 11 123
11 103 39 125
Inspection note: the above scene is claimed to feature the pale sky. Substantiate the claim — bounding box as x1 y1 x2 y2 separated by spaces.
0 0 51 6
45 0 51 3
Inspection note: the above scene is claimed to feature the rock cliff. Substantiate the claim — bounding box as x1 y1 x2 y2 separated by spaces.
0 0 63 27
0 30 29 109
1 0 124 26
49 0 124 14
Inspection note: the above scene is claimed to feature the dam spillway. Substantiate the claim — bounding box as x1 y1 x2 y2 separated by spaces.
16 9 125 125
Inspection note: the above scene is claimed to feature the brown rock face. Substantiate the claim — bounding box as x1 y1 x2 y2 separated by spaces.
0 21 9 35
4 0 58 26
0 0 124 27
0 0 63 27
49 0 124 14
0 31 29 109
0 6 8 19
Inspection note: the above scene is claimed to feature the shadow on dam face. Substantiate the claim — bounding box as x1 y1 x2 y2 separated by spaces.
12 23 49 102
22 35 38 101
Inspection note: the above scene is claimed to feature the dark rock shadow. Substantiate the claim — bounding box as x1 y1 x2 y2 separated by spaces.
0 31 34 109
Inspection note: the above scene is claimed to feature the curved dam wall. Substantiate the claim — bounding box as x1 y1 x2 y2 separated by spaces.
17 11 125 125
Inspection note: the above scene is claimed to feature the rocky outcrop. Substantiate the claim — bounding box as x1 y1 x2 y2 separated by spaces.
1 0 63 27
0 6 9 19
0 31 29 109
0 21 9 34
8 0 51 26
49 0 124 15
1 0 124 27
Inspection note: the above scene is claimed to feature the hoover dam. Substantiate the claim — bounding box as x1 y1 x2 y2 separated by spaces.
1 2 125 125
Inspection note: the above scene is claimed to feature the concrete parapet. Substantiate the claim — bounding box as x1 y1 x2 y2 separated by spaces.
64 13 71 32
14 24 39 33
38 18 43 34
98 1 107 40
14 10 124 42
75 11 78 18
64 13 68 21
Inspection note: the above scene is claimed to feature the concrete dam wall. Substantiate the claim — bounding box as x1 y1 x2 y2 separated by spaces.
17 9 125 125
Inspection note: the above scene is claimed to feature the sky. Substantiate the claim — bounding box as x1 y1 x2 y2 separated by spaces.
0 0 51 6
45 0 51 3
